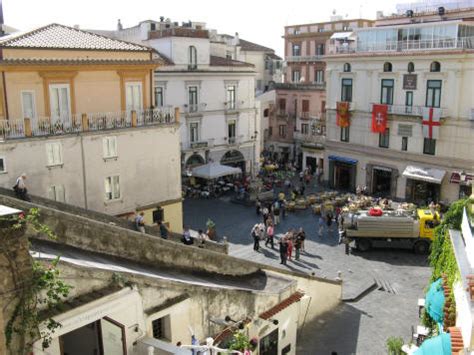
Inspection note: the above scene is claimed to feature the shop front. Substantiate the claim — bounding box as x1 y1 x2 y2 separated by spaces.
450 171 473 199
221 150 246 173
302 145 324 175
328 155 357 192
366 164 398 198
403 165 446 204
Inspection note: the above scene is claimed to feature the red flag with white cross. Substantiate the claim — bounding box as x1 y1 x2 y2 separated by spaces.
371 104 388 133
422 107 441 139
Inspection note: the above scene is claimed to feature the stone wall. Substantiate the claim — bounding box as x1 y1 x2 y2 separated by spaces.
0 188 228 254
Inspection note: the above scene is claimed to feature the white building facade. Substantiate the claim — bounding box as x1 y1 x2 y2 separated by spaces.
324 16 474 204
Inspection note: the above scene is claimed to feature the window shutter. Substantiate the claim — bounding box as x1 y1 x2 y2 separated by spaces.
105 177 112 200
110 137 117 157
103 138 109 157
47 186 55 200
46 144 54 165
112 176 120 199
54 143 62 164
56 185 65 202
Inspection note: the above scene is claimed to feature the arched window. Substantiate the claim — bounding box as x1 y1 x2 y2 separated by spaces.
383 62 393 72
343 63 351 72
430 61 441 72
188 46 197 70
263 108 269 117
407 62 415 73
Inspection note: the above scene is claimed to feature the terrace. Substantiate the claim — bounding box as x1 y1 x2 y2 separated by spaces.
0 107 178 140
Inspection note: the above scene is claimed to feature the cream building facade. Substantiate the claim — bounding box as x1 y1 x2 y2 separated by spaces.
0 24 183 231
324 14 474 204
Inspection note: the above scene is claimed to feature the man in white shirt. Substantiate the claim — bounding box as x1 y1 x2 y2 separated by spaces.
14 173 30 201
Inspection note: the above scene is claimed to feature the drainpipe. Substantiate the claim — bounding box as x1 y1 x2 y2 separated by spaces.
80 135 88 209
2 71 8 119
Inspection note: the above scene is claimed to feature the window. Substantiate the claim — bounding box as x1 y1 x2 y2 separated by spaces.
302 100 309 114
340 126 350 142
278 98 286 111
105 175 120 200
316 43 325 55
263 108 269 117
301 123 309 134
341 79 352 102
380 79 394 105
268 126 273 137
226 51 233 59
103 137 118 158
188 46 197 70
152 207 164 224
292 70 301 83
49 84 71 123
383 62 393 72
154 87 164 107
292 44 301 56
401 136 408 151
152 316 171 341
46 142 62 166
426 80 442 108
189 122 199 143
408 62 415 73
48 185 65 202
125 82 143 113
226 86 236 110
430 61 441 72
378 128 390 148
228 120 236 143
405 91 413 113
188 86 198 112
21 91 36 121
343 63 351 72
315 70 324 83
423 138 436 155
279 125 286 138
0 158 5 173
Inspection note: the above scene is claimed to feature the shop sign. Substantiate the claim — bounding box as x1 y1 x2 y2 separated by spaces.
403 74 417 90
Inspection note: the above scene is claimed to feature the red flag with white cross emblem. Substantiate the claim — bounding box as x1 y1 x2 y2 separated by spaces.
422 107 441 139
371 104 388 133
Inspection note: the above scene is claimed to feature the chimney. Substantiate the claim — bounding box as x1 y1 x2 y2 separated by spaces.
73 24 80 29
234 32 240 45
117 19 123 31
376 11 384 20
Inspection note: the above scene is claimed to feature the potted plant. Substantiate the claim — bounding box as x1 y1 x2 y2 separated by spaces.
206 219 216 240
386 336 404 355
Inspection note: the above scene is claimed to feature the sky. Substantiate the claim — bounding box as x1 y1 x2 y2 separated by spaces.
4 0 400 56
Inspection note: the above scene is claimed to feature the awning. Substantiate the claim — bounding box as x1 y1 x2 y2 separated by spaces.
403 165 446 184
330 32 355 40
191 163 242 179
450 171 473 184
328 155 358 165
425 279 445 324
414 333 451 355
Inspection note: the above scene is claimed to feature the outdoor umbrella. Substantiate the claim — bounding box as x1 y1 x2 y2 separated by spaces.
425 278 445 324
414 332 451 355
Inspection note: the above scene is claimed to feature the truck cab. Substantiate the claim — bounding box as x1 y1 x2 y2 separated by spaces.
417 209 440 240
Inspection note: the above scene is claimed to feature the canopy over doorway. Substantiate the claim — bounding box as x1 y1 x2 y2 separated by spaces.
191 163 242 180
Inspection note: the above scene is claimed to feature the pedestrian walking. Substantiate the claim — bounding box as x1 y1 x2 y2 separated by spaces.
262 206 269 224
134 212 146 233
294 234 301 260
252 224 260 252
13 173 30 201
256 198 261 215
287 234 293 261
299 170 304 183
279 236 288 265
298 227 306 251
318 217 325 238
158 221 168 239
272 201 281 225
265 223 274 249
281 200 287 219
326 212 333 231
265 215 273 228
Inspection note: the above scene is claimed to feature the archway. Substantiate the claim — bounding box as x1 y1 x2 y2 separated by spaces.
221 150 246 173
185 153 205 167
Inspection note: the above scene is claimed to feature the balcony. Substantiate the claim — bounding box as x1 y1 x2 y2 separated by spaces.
273 82 325 91
224 101 239 113
0 108 177 140
369 104 448 118
286 55 324 62
357 36 474 53
276 109 289 120
300 111 310 120
190 140 209 149
294 132 326 146
185 103 206 115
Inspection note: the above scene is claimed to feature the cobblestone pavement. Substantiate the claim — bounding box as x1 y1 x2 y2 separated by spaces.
183 187 432 354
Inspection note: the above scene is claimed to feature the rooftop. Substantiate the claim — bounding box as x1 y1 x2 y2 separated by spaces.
0 23 152 51
209 55 255 67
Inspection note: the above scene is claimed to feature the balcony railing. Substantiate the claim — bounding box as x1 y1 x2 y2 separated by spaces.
185 103 206 114
286 55 324 62
294 132 326 145
276 109 289 119
224 101 238 111
273 82 325 90
300 112 310 120
357 36 474 53
0 108 177 140
190 140 209 149
369 104 448 117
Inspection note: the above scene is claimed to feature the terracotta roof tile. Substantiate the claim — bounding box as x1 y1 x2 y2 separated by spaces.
448 327 464 353
259 291 304 320
210 55 254 67
0 58 162 66
239 38 274 52
0 23 151 51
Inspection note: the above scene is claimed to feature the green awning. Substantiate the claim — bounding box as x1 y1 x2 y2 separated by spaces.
414 332 451 355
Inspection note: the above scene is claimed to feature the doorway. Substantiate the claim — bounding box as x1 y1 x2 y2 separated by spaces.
306 156 317 174
334 163 352 190
260 328 278 355
372 168 392 197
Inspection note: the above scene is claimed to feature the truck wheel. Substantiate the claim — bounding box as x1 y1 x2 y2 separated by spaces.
356 239 371 252
414 241 429 254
